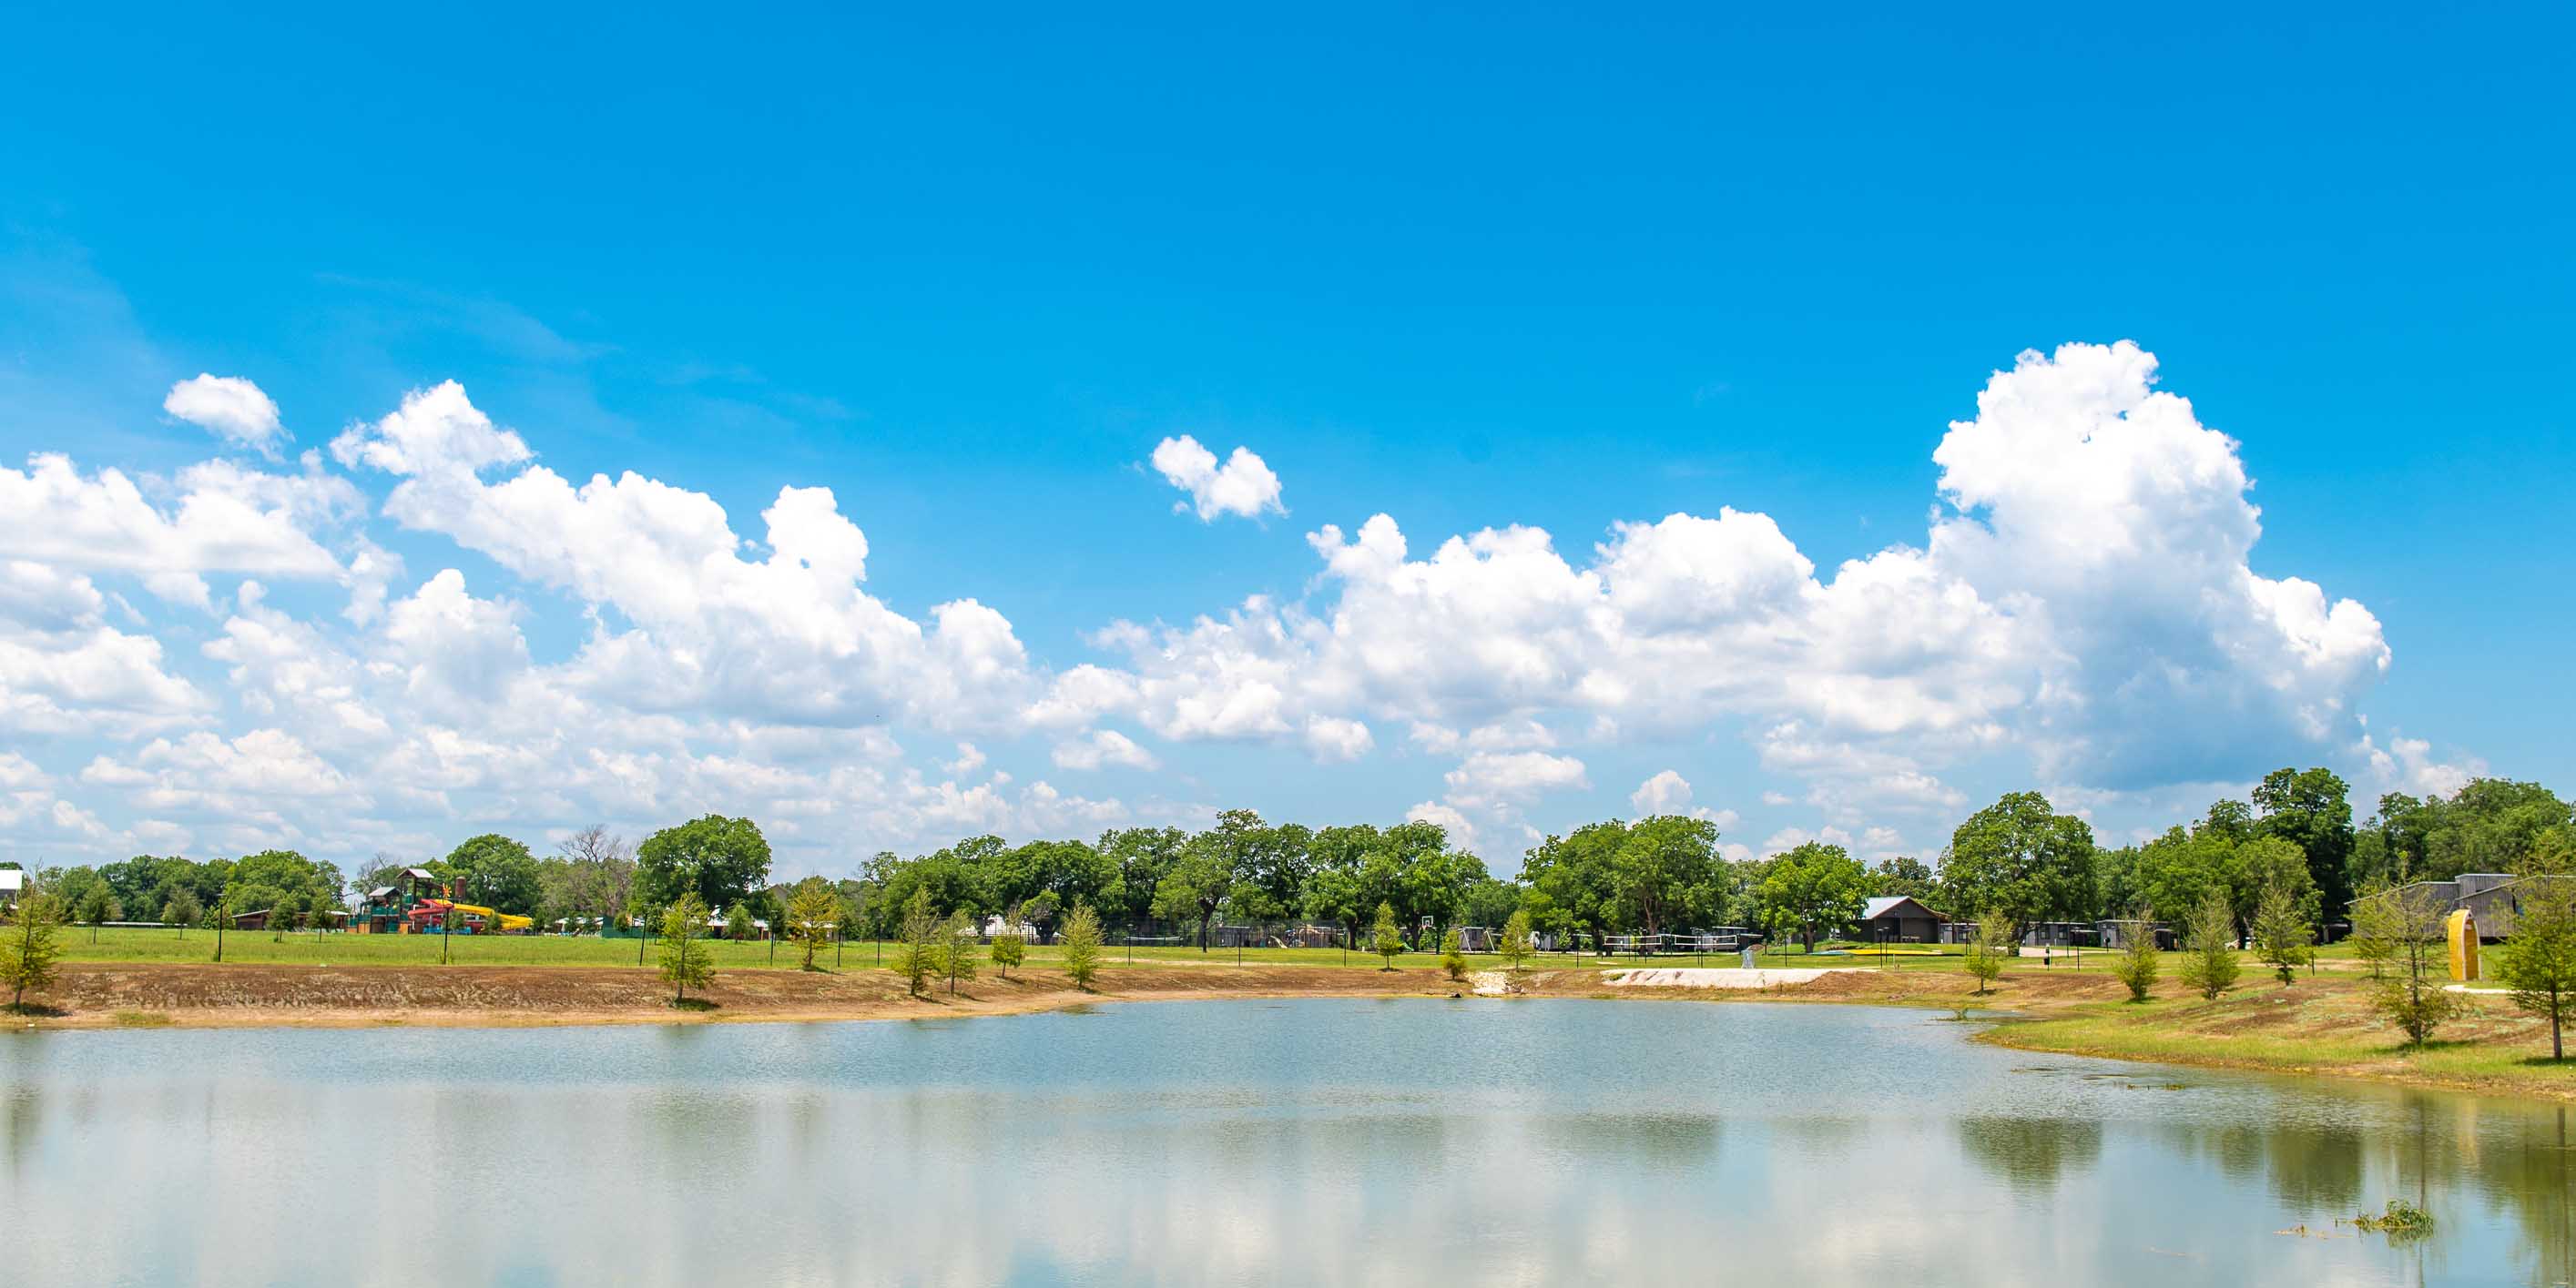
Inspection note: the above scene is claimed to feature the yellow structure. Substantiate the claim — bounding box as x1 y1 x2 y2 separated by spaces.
2447 909 2480 981
448 901 536 932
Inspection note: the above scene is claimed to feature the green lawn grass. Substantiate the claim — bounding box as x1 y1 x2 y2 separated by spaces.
58 924 2114 977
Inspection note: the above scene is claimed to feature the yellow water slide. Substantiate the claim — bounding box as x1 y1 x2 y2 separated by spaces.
451 901 536 932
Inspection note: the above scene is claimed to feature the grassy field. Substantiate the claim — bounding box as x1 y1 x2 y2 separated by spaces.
1984 978 2576 1097
60 924 2229 976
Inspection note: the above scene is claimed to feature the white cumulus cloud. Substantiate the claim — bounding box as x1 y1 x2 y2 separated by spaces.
164 374 285 453
1151 434 1285 522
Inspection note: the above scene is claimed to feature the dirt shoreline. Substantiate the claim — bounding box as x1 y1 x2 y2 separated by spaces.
16 960 2573 1105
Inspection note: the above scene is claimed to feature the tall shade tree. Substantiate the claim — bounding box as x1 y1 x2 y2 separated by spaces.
1 892 67 1011
1756 842 1868 952
635 816 773 915
1868 857 1939 901
1612 816 1722 938
1941 793 2097 937
443 834 545 915
657 894 716 1005
1520 822 1626 944
2253 767 2357 917
2372 779 2571 882
1152 836 1238 953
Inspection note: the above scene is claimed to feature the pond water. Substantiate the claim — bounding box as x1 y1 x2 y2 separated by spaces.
3 998 2570 1286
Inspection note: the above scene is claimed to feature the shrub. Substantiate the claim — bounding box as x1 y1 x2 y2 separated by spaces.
1440 928 1468 984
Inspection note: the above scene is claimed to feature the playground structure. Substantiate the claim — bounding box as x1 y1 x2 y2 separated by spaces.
351 868 535 935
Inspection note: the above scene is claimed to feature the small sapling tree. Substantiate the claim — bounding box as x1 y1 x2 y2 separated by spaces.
2347 878 2398 980
896 888 941 998
2177 888 2241 1000
1 892 67 1012
2113 917 2160 1002
990 907 1027 980
1372 901 1404 972
1501 909 1533 972
2500 865 2576 1060
2368 884 2463 1047
77 887 119 943
784 877 838 972
2251 872 2316 986
942 910 979 995
1061 903 1104 992
1963 912 2011 995
658 893 716 1005
162 889 200 939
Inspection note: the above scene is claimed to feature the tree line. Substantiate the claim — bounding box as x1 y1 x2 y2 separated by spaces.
5 769 2569 955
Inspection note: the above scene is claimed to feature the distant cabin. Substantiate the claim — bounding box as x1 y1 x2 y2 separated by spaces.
2353 873 2570 941
1856 896 1948 944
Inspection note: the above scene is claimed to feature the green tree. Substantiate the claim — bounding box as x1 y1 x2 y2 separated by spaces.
443 834 545 915
1 892 67 1010
1061 903 1104 991
657 893 716 1004
723 899 758 942
990 907 1027 979
76 886 120 941
159 888 200 936
1941 792 2097 938
1500 908 1533 971
2499 866 2576 1060
1371 901 1404 971
1962 912 2011 995
1612 816 1721 938
942 911 980 995
2253 766 2357 916
634 816 773 915
1756 842 1869 952
2113 916 2160 1001
783 877 839 971
2177 888 2241 1000
1868 857 1939 900
270 892 306 941
895 888 941 998
1440 928 1468 983
2250 870 2316 985
2347 878 2401 979
2367 885 2463 1047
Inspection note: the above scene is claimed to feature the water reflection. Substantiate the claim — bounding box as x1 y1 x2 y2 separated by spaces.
0 999 2565 1287
1956 1115 2104 1192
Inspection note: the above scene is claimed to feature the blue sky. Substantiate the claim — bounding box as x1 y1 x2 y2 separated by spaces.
2 5 2569 876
